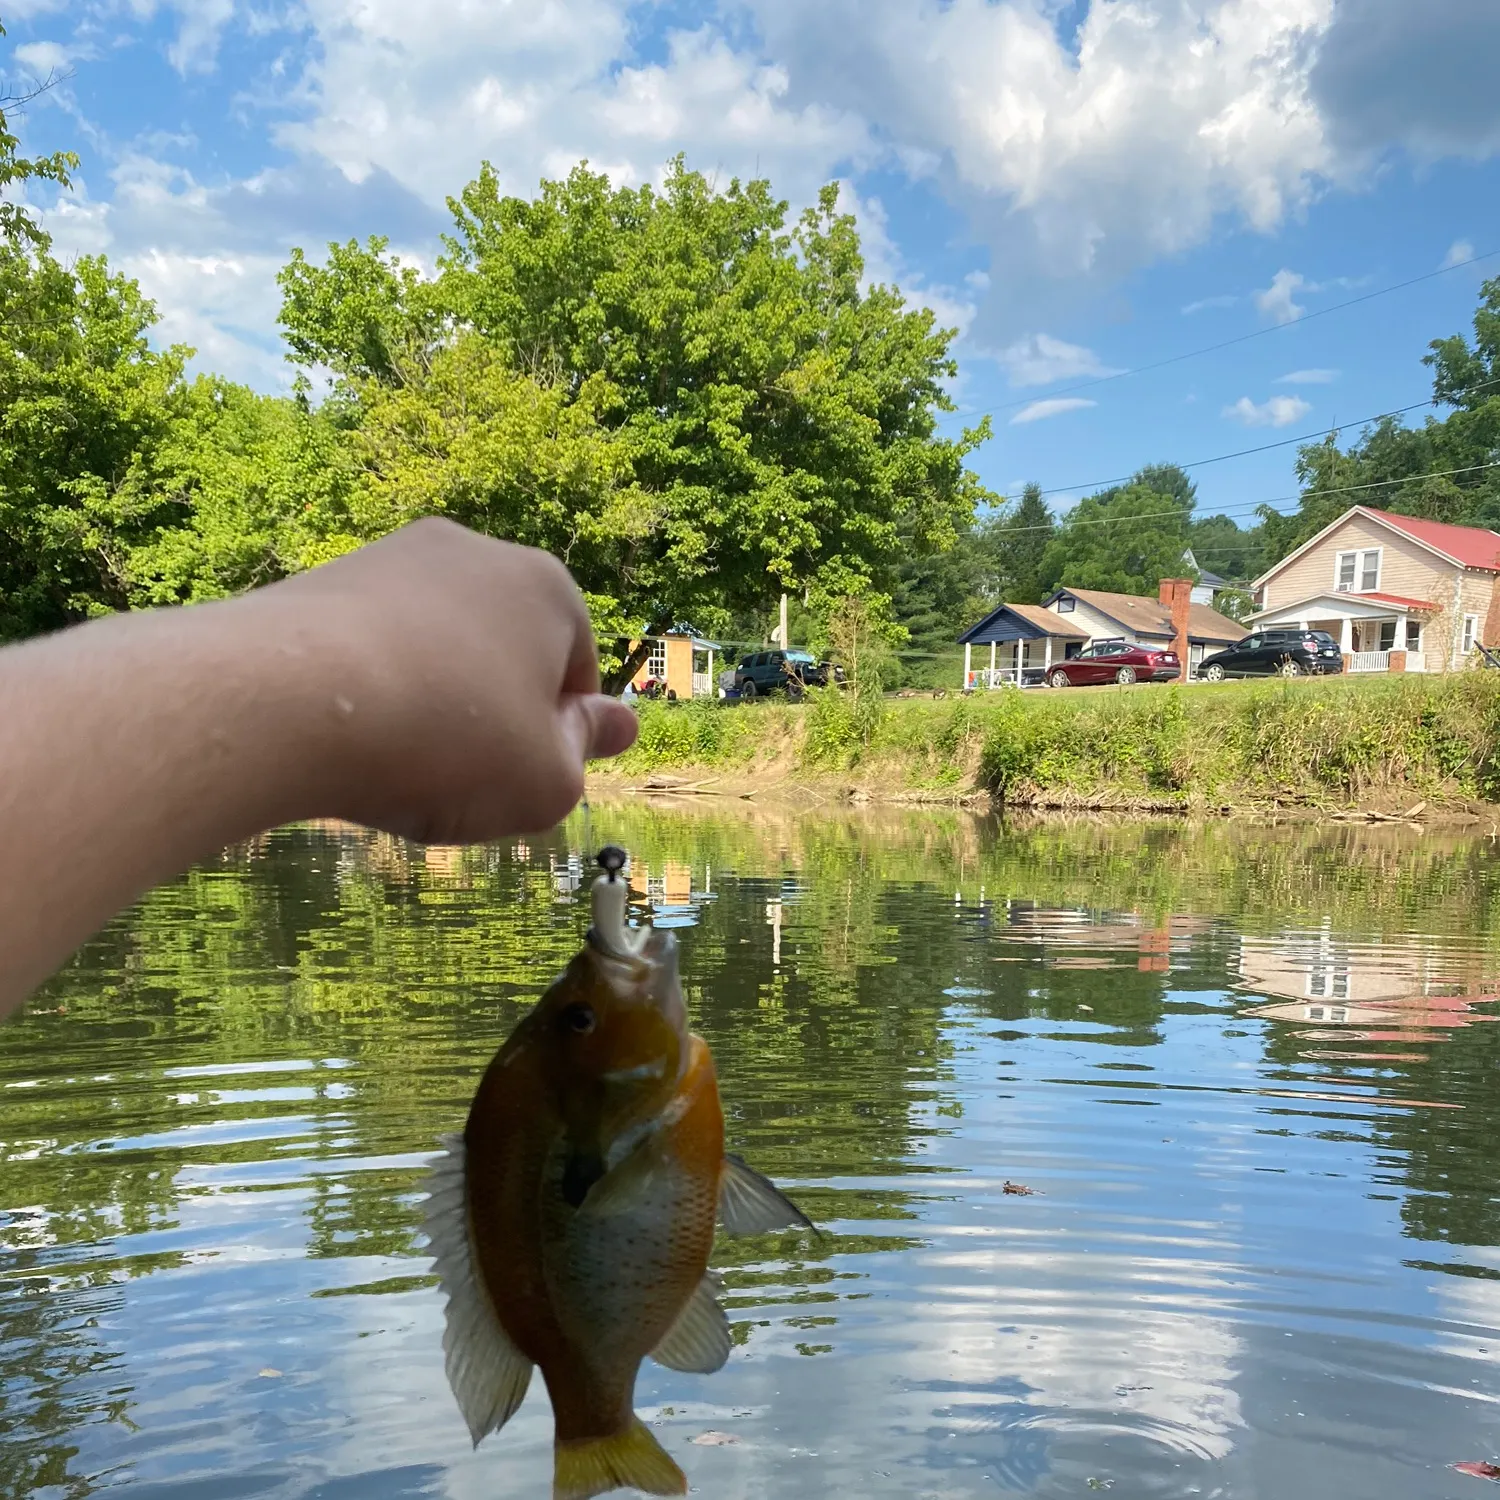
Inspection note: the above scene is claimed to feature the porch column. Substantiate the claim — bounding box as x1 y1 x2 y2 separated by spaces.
1339 618 1353 654
989 641 997 684
964 642 972 688
707 648 715 697
1043 636 1053 674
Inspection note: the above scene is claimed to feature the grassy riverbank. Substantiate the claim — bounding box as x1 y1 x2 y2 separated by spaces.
599 673 1500 812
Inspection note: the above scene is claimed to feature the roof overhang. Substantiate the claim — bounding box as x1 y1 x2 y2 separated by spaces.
1249 591 1438 625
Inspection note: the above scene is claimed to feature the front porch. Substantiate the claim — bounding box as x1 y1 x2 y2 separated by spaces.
957 603 1089 690
1251 592 1437 674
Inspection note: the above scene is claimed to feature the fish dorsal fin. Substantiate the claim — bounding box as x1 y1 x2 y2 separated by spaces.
422 1132 533 1445
718 1153 819 1237
651 1272 731 1374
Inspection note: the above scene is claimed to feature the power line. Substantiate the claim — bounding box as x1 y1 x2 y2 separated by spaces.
1016 374 1500 503
941 245 1500 424
977 458 1500 539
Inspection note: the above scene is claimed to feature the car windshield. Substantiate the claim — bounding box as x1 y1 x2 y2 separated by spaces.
786 651 816 664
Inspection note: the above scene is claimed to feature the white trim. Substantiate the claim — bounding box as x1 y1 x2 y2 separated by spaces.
1462 614 1479 655
1252 505 1500 589
1334 545 1381 594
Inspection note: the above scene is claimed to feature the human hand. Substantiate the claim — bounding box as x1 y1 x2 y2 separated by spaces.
249 518 637 842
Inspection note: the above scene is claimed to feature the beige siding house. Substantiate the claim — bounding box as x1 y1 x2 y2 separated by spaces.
1251 506 1500 672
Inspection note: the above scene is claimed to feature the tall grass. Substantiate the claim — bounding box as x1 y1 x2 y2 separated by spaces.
606 674 1500 806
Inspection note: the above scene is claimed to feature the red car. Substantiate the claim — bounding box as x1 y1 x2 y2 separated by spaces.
1047 640 1180 687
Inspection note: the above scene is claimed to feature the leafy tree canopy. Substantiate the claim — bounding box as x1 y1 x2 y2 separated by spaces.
1037 469 1195 599
279 159 993 685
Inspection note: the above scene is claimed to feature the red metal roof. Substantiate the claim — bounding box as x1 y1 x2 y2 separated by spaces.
1352 590 1438 611
1367 509 1500 570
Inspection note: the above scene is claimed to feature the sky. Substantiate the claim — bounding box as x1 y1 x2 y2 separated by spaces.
6 0 1500 547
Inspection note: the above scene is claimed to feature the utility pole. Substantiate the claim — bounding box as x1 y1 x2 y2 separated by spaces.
780 593 789 652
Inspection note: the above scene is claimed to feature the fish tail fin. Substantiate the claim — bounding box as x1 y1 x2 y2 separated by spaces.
553 1417 687 1500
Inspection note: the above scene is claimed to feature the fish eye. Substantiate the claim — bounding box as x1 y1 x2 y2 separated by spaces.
561 1003 596 1036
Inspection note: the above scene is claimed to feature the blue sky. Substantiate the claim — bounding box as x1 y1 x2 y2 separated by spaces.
7 0 1500 537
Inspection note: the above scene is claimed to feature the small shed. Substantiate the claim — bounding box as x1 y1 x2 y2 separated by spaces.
957 604 1089 689
629 626 720 699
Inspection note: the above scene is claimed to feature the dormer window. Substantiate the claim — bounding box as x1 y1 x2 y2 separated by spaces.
1055 596 1076 613
1336 548 1380 592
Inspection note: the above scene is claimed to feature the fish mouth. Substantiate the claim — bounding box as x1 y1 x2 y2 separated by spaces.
587 923 688 1039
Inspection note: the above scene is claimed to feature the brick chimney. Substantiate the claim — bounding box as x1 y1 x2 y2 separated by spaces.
1158 578 1193 681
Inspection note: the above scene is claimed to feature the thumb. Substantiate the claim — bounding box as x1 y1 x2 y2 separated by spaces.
559 692 639 766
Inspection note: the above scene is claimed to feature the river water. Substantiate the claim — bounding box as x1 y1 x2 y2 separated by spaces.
4 804 1500 1500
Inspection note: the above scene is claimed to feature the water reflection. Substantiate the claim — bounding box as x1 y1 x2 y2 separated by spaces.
3 808 1500 1497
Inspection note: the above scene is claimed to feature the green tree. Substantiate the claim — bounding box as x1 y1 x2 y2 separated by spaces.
0 248 188 639
280 160 992 687
982 482 1054 603
0 39 78 253
1038 479 1193 597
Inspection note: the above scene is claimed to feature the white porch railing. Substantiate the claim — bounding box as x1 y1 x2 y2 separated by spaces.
968 666 1045 689
1348 650 1390 673
691 672 713 697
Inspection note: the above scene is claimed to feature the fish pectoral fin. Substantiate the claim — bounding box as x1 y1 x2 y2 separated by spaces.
651 1273 731 1375
576 1135 662 1219
718 1153 820 1237
423 1133 534 1445
554 1417 687 1500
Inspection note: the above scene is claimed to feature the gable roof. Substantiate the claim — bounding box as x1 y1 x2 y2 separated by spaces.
958 602 1089 646
1045 587 1247 644
1253 506 1500 588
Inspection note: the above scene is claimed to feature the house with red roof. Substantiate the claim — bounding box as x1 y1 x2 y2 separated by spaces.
1249 506 1500 672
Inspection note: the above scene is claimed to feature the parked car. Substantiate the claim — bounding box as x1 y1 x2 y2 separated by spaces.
1197 629 1343 680
1046 640 1180 687
733 649 839 699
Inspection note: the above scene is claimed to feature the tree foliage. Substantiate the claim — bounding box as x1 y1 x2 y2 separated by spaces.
1038 471 1194 598
280 160 993 686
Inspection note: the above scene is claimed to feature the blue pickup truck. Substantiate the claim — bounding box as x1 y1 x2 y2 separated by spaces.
731 649 845 699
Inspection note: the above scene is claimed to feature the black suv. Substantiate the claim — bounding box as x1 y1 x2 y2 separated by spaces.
1197 629 1343 680
733 650 841 699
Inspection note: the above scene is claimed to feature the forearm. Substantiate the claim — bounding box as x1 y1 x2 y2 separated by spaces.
0 596 329 1017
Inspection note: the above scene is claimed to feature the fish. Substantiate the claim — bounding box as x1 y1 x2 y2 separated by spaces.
423 846 815 1500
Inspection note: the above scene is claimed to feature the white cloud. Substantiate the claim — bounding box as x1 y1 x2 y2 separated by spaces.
165 0 236 75
1254 268 1308 324
1443 238 1475 269
997 333 1121 388
1010 397 1097 425
835 182 977 339
1222 394 1312 427
13 39 81 76
1277 368 1338 384
1182 294 1240 315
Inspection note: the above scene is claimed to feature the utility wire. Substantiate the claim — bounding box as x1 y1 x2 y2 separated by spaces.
940 246 1500 423
976 458 1500 538
1004 374 1500 505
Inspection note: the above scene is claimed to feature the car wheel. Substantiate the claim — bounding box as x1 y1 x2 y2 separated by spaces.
740 678 757 699
1279 659 1302 678
1114 666 1137 685
1049 669 1070 688
1203 663 1225 682
786 679 805 701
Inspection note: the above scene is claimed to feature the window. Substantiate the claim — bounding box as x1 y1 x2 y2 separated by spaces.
1405 620 1423 651
1055 595 1076 613
1336 548 1380 592
1378 621 1397 652
646 640 668 678
1463 615 1479 654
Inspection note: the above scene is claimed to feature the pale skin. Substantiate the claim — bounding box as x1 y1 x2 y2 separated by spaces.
0 518 639 1020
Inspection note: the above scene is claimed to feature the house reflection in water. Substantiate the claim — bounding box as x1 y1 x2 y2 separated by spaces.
1237 928 1500 1044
